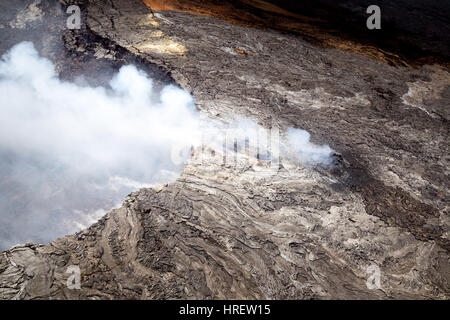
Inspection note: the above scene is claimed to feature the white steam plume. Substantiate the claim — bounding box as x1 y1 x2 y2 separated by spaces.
0 41 200 249
0 42 333 249
284 128 333 166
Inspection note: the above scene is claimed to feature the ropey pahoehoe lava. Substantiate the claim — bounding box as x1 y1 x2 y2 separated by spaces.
0 0 449 300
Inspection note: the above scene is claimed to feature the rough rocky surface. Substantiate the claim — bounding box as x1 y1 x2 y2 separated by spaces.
0 0 449 299
142 0 450 67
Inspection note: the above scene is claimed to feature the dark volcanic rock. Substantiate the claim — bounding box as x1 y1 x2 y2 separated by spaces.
0 0 449 299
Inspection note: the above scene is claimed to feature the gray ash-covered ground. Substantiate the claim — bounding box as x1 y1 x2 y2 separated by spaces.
0 0 449 299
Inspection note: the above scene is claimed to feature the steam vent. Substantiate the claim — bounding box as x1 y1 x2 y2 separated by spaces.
0 0 449 303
